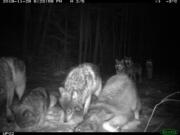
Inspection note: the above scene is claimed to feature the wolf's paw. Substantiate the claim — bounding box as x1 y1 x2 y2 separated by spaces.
49 94 57 108
102 122 119 132
121 119 141 132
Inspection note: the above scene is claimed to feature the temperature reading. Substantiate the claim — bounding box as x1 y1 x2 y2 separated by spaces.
155 0 177 3
167 0 177 3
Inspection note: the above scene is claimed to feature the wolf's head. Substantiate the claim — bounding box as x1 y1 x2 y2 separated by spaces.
123 57 133 68
59 87 83 123
115 59 126 74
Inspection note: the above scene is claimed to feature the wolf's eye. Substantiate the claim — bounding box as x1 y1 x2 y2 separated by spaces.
66 109 72 114
23 110 33 118
75 106 81 112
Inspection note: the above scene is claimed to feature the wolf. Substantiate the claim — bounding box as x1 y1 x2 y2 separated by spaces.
75 74 141 132
146 59 153 79
115 59 126 74
115 57 142 82
0 57 26 121
59 63 102 123
10 87 50 130
74 101 117 132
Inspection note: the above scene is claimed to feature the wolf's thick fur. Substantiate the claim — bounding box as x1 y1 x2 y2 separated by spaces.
0 57 26 121
75 74 141 132
59 63 102 123
11 87 49 129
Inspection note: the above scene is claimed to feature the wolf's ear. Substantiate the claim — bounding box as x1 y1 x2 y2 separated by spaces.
72 91 78 100
115 59 120 63
120 59 124 64
59 87 72 99
49 94 57 108
59 87 67 98
59 87 65 93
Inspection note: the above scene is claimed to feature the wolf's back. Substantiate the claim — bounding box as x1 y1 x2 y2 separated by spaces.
63 62 102 109
99 74 140 115
0 57 26 120
76 74 141 132
5 57 26 99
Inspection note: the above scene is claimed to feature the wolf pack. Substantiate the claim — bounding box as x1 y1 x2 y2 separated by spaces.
0 56 153 132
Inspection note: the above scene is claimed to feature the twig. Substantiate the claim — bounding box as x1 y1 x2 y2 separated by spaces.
161 91 180 102
144 91 180 132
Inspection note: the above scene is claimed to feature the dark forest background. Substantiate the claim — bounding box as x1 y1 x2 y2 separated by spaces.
0 3 179 79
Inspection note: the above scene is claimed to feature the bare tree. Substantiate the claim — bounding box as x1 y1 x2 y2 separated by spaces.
112 16 116 60
83 9 90 62
22 6 30 61
64 7 68 58
78 7 84 64
39 5 52 56
93 9 100 64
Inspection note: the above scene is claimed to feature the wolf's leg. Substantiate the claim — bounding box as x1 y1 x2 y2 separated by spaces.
103 115 128 132
103 122 119 132
6 81 15 121
15 82 25 100
14 70 26 100
121 119 141 131
84 95 91 115
94 80 102 97
134 110 139 120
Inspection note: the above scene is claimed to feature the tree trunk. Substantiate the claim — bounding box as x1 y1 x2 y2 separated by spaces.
124 6 129 57
93 10 100 64
83 10 90 62
138 14 145 61
39 5 52 56
22 6 30 61
112 16 116 60
119 8 124 58
64 7 68 58
127 8 133 58
88 17 92 62
33 6 45 55
99 27 103 73
78 7 84 64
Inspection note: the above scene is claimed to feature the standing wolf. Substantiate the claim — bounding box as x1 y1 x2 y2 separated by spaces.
59 63 102 123
115 57 142 82
75 74 141 132
146 59 153 79
0 57 26 121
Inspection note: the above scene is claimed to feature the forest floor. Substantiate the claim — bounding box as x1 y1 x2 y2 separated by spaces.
0 60 179 132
